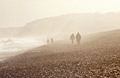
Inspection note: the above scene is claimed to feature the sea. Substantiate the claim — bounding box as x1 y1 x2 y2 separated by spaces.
0 38 45 61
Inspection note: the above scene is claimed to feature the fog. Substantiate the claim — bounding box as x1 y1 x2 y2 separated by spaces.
1 0 120 77
1 0 120 61
1 0 120 27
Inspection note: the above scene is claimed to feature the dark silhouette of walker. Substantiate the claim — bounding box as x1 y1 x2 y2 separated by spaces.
47 38 54 44
76 32 81 45
70 33 75 44
47 39 49 44
70 32 81 45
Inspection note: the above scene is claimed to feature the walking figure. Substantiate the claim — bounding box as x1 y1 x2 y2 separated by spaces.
47 39 49 44
70 33 75 44
76 32 81 45
51 38 54 43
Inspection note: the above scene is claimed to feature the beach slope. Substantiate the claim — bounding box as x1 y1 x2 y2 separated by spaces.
0 29 120 77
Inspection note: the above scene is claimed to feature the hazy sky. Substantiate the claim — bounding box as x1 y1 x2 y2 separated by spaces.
0 0 120 27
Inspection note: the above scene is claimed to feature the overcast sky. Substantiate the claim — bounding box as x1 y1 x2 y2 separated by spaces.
0 0 120 27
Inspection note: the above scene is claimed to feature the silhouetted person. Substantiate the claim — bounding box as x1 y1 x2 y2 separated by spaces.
47 39 49 44
51 38 54 43
76 32 81 45
70 33 75 44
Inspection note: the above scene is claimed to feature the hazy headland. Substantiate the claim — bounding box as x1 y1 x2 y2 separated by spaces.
0 12 120 38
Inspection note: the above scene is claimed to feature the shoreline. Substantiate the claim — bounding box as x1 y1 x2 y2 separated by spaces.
0 44 45 62
0 50 27 62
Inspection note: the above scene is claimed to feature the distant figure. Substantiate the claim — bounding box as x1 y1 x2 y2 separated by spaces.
51 38 54 43
70 33 75 44
47 39 49 44
76 32 81 45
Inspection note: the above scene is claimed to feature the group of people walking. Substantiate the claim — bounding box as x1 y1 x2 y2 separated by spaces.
47 38 54 44
47 32 81 45
70 32 81 45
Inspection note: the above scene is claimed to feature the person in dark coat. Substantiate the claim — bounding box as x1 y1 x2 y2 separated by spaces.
76 32 81 45
47 39 49 44
70 33 75 44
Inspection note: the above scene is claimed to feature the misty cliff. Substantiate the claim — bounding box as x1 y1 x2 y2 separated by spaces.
0 12 120 38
